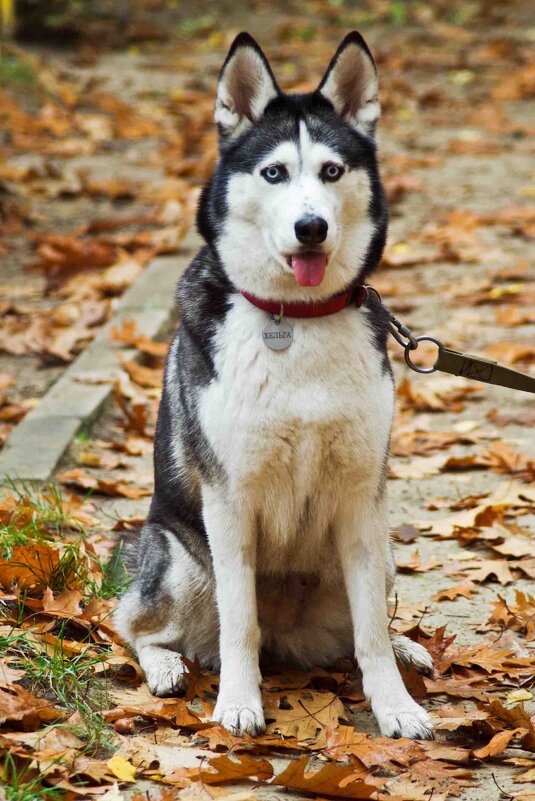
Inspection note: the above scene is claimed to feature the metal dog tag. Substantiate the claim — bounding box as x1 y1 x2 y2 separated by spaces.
262 318 294 350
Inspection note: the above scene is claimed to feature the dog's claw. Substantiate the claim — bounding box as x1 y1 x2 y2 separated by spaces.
214 701 266 737
391 635 435 677
375 701 434 740
144 653 187 697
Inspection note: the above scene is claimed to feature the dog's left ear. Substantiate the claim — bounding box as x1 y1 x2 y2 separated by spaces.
318 32 379 137
215 32 280 141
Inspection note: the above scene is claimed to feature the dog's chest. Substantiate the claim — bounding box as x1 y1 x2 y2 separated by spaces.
199 299 393 507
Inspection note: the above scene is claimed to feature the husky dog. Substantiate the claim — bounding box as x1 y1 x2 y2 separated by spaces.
116 31 434 740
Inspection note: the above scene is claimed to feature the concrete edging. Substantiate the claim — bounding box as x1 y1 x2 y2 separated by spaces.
0 228 200 483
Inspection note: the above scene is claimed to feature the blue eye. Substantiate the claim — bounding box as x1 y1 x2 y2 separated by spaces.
322 163 344 182
261 164 288 183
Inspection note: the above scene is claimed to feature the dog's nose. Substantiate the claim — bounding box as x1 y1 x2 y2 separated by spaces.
294 215 328 245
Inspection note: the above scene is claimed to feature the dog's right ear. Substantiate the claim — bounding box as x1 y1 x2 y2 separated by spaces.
215 33 280 140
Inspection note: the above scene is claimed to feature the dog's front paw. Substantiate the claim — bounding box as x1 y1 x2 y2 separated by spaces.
375 699 434 740
213 698 265 737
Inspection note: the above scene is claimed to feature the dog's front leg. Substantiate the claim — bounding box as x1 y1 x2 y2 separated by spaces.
203 484 264 736
335 495 433 740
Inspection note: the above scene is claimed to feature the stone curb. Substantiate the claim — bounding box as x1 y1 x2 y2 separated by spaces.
0 228 201 483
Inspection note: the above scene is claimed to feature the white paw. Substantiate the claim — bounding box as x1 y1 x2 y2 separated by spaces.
144 652 187 697
375 699 434 740
391 635 434 677
213 698 265 737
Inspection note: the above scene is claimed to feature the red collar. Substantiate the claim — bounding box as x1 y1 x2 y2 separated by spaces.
240 285 368 318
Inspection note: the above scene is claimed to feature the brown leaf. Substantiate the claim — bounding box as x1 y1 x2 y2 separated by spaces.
487 408 535 428
42 587 84 618
320 725 425 770
111 319 168 357
199 753 273 785
57 468 151 499
433 580 477 602
263 689 347 740
398 375 481 413
397 549 442 573
488 592 535 641
0 684 66 728
484 340 535 365
119 356 163 389
472 728 526 759
272 756 382 799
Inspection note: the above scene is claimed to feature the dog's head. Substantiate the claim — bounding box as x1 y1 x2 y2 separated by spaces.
198 32 387 301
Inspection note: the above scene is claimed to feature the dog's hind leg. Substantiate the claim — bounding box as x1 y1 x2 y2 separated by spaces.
115 522 218 697
391 635 434 677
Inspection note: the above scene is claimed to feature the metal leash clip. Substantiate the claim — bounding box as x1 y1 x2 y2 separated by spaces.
364 284 535 392
365 285 443 373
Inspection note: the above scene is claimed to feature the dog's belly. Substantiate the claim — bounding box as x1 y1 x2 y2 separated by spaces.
257 572 353 666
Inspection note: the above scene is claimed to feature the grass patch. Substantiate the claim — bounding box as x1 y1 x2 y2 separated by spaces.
0 53 36 90
13 630 114 753
0 482 123 757
2 752 64 801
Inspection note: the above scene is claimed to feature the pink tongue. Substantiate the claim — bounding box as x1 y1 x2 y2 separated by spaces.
290 252 328 287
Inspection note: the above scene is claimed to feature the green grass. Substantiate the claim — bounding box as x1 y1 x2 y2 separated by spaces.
0 480 130 600
2 753 64 801
0 481 74 554
0 482 124 756
16 632 113 753
0 54 36 91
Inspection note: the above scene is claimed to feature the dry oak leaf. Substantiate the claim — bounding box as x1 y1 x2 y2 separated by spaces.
0 540 82 592
445 643 534 676
196 724 303 753
488 592 535 641
391 429 478 457
417 480 535 538
471 728 527 760
450 558 514 586
487 407 535 428
111 319 168 357
398 375 481 413
57 468 151 499
433 580 477 602
0 683 66 728
319 725 425 771
424 677 488 703
116 734 209 778
431 704 489 732
164 753 273 787
271 756 383 799
119 356 163 389
263 689 347 740
484 340 535 365
106 684 205 729
41 587 84 618
397 549 442 573
402 758 476 798
0 658 26 687
486 699 535 751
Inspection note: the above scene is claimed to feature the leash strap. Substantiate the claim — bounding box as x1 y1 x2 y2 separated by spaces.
433 347 535 394
365 286 535 395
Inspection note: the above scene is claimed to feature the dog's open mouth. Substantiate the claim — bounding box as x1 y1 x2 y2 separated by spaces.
287 252 328 287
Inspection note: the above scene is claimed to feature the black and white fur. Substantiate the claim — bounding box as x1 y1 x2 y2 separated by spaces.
116 32 434 740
